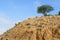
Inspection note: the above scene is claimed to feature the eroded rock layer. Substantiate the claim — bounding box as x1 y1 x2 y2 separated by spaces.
0 16 60 40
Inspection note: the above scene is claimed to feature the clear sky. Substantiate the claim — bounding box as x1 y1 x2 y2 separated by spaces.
0 0 60 35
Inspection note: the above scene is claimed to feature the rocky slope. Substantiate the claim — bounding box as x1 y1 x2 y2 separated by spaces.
0 16 60 40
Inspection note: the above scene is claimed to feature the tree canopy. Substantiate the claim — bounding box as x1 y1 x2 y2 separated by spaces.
37 5 54 16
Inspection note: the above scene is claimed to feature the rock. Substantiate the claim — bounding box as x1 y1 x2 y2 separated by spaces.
0 16 60 40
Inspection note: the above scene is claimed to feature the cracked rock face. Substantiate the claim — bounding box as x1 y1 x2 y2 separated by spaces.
0 16 60 40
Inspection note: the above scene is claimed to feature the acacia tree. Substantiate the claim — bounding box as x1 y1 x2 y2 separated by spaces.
37 5 54 16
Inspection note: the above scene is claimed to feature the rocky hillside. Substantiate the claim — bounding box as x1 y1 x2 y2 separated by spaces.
0 16 60 40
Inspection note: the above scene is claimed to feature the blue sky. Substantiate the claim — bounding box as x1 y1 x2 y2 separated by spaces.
0 0 60 35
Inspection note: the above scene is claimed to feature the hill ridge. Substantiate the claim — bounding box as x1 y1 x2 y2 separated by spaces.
0 16 60 40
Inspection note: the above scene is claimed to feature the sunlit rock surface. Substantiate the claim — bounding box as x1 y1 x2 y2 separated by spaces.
0 16 60 40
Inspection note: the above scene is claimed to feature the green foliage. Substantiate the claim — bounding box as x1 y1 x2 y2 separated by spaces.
37 5 54 16
58 11 60 15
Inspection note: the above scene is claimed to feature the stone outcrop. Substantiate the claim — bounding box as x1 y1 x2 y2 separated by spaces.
0 16 60 40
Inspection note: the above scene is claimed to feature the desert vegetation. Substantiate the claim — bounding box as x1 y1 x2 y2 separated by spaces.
37 5 54 16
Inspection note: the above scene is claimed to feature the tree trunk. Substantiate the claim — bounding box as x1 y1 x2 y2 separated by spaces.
44 12 47 16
